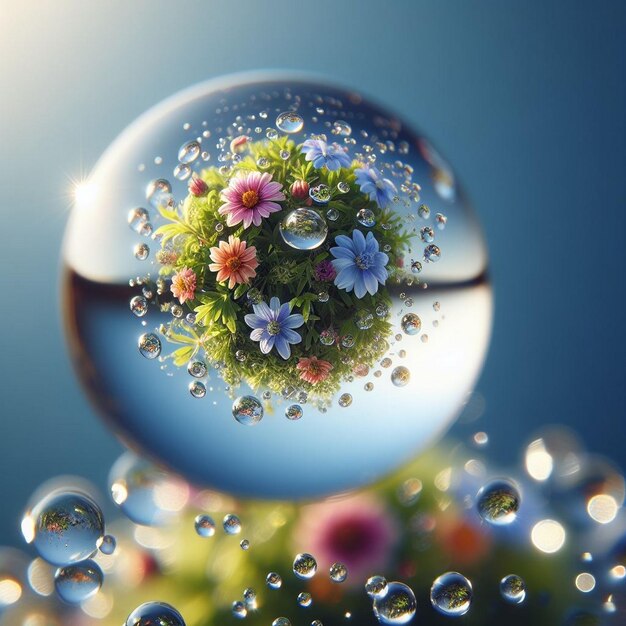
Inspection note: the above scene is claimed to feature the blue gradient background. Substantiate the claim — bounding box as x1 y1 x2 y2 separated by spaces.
0 1 624 547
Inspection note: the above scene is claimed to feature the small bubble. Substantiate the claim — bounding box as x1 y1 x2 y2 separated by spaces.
400 313 421 336
187 360 207 378
430 572 473 616
309 184 332 204
266 128 279 140
355 309 374 330
373 581 417 624
364 382 374 391
232 395 263 425
223 514 242 535
266 572 282 589
243 588 257 609
54 560 102 604
418 204 430 219
138 333 161 359
240 539 250 550
189 380 206 398
128 207 150 233
286 404 303 421
178 140 200 164
365 575 388 598
424 244 441 262
357 208 376 227
297 591 312 607
375 303 389 318
98 534 116 555
500 574 526 604
410 260 422 274
272 619 291 626
341 334 355 348
130 295 148 317
391 366 410 387
232 601 247 619
435 213 447 229
293 553 317 579
338 393 353 408
380 357 392 368
329 562 348 583
420 226 435 243
134 243 150 260
276 111 304 134
421 334 429 343
337 181 350 193
476 479 521 526
173 163 191 181
326 208 339 221
319 329 335 346
194 514 216 537
256 157 270 169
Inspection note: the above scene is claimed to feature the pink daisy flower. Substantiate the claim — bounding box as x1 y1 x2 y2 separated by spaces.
170 267 196 304
293 494 397 586
296 356 333 385
208 235 259 289
218 172 285 229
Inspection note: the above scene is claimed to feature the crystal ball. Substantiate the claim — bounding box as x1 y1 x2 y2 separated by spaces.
62 72 492 499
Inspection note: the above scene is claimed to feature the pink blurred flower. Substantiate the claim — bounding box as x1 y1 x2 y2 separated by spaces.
218 172 285 229
294 494 397 585
170 267 196 304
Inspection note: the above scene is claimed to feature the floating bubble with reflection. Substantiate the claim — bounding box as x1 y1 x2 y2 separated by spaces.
125 601 186 626
372 581 417 624
62 72 492 499
430 572 473 616
54 560 102 604
476 479 521 526
22 491 104 566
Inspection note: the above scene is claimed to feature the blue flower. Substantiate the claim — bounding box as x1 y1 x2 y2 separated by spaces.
330 230 389 299
244 297 304 359
354 166 397 209
301 139 352 171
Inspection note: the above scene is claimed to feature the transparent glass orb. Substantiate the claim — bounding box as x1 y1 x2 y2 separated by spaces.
62 72 492 499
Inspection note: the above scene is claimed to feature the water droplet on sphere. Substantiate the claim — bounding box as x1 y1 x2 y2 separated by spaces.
326 208 339 221
418 204 430 219
309 184 331 204
430 572 473 616
500 574 526 604
232 395 264 425
355 310 374 330
124 602 186 626
337 181 350 193
240 539 250 550
372 581 417 625
273 619 291 626
145 179 172 207
138 332 161 359
54 560 102 604
280 208 328 250
332 120 352 136
476 479 521 526
401 313 421 336
420 226 435 243
178 140 200 164
293 553 317 579
276 111 304 134
357 208 376 227
320 329 335 346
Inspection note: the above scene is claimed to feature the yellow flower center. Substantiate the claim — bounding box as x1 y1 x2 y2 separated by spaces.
241 190 259 209
226 257 242 271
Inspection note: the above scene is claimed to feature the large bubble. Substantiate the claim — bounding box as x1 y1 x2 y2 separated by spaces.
62 72 492 499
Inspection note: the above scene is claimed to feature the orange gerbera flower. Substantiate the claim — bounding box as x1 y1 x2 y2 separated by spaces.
296 356 334 385
209 235 259 289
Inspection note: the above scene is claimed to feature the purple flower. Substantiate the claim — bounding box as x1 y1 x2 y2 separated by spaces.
314 260 337 282
354 165 397 209
330 230 388 298
244 297 304 359
301 139 351 171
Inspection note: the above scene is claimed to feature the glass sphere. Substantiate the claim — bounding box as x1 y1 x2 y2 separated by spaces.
62 72 492 499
